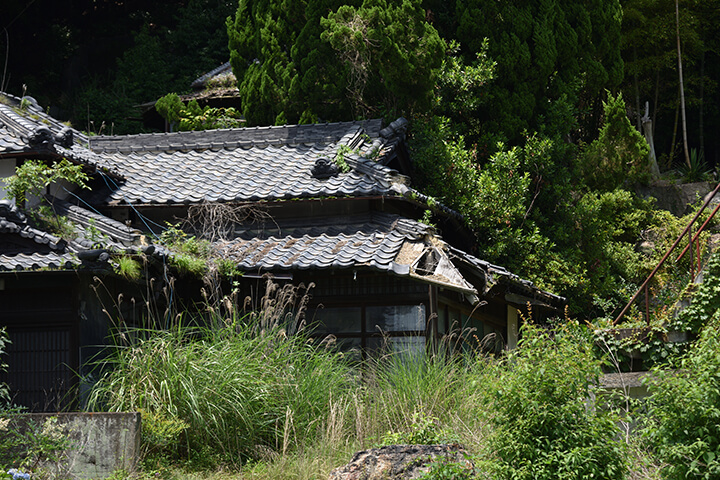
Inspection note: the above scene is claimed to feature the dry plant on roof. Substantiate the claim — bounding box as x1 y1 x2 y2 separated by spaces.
181 201 272 243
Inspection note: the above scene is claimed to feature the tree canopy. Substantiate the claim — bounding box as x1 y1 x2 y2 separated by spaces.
227 0 445 125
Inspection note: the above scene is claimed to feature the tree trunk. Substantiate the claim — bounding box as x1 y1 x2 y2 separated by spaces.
670 88 679 168
699 49 705 160
676 0 691 168
633 45 642 130
653 69 659 138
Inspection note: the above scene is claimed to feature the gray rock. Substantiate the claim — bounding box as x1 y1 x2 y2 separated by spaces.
328 444 471 480
636 181 713 216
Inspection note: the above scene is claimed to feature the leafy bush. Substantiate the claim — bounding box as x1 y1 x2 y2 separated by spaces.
3 159 89 205
672 251 720 335
378 412 451 446
137 408 188 466
642 315 720 479
487 321 627 480
155 93 243 131
421 453 479 480
580 92 650 191
159 224 212 278
677 148 712 183
0 416 75 479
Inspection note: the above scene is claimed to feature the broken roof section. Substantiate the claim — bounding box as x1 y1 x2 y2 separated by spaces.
220 212 478 299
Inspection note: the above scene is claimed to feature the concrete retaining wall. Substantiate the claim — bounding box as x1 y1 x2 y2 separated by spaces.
6 412 140 479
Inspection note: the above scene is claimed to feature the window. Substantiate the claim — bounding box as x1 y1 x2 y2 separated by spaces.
366 305 425 333
309 303 428 357
310 307 362 334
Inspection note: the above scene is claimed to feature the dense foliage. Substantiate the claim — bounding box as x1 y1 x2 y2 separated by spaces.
86 283 633 477
87 285 353 466
227 0 444 124
581 92 652 190
410 89 665 314
488 322 627 480
155 93 244 130
227 0 347 125
453 0 624 145
643 315 720 479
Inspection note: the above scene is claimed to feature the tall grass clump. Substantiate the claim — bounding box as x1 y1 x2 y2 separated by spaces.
361 334 496 450
87 282 354 468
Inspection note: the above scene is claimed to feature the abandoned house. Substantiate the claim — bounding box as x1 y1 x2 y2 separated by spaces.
0 91 564 411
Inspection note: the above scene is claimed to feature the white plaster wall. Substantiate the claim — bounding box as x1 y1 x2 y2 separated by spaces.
48 178 73 201
507 306 519 350
0 157 17 204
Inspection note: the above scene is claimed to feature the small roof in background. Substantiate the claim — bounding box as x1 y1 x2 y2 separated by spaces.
185 61 238 103
190 61 235 90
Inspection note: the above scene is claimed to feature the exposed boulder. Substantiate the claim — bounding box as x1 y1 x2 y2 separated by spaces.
636 181 714 216
328 444 471 480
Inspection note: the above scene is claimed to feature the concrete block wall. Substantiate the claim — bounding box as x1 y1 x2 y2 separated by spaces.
6 412 140 479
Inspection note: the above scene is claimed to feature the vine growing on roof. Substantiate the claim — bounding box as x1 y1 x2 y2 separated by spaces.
2 158 88 205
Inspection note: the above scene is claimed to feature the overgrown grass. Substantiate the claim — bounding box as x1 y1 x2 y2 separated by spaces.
360 340 494 451
87 292 502 475
87 321 353 467
87 283 658 479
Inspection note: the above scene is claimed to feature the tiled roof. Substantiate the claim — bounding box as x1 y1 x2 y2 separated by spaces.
0 251 78 271
0 90 411 207
0 201 66 250
89 119 384 152
190 61 235 90
0 93 120 176
84 119 410 206
0 200 77 271
51 199 140 247
448 246 565 307
219 212 478 297
0 198 155 272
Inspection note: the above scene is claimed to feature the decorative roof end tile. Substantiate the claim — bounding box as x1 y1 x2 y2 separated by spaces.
55 127 74 148
27 126 55 148
311 157 339 179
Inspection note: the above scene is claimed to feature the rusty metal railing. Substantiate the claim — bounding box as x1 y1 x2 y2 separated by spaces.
613 182 720 326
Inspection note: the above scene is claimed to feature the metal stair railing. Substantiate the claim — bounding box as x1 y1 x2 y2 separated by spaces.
613 181 720 326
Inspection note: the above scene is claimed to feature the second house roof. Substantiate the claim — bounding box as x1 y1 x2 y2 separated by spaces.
85 118 410 206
